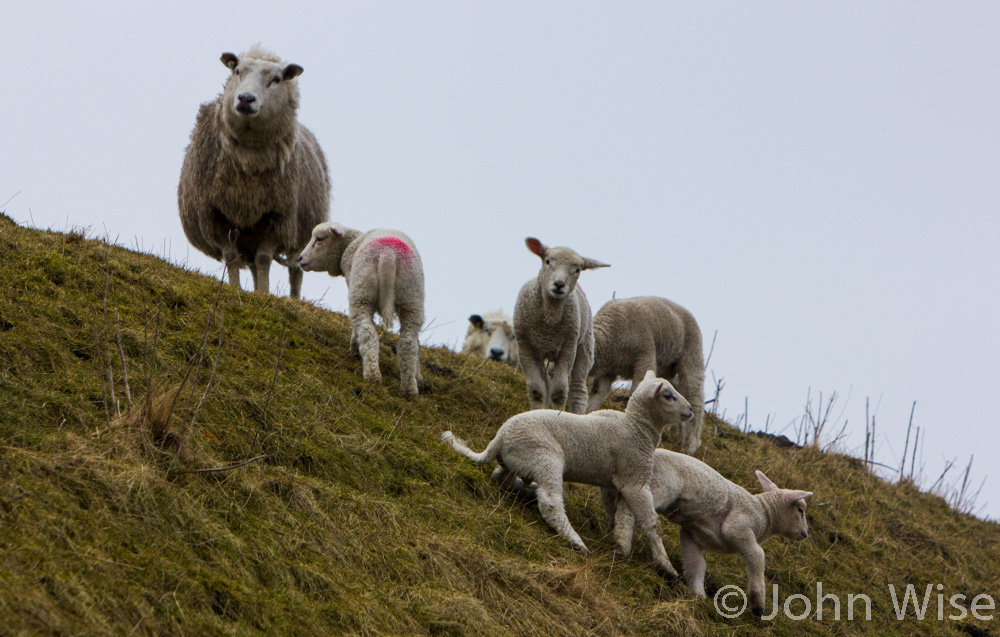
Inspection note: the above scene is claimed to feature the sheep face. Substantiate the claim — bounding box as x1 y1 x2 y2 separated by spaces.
756 471 813 541
631 370 694 426
220 49 303 125
298 222 349 276
525 238 609 300
463 314 517 364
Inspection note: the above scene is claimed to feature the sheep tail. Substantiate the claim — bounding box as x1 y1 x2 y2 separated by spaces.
440 431 501 465
376 251 397 329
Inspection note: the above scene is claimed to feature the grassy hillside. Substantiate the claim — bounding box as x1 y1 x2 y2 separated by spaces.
0 213 996 636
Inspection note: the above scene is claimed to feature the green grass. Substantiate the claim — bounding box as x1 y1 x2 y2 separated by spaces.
0 213 996 635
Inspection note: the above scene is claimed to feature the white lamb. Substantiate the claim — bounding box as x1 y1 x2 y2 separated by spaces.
298 222 424 396
587 296 705 454
603 449 812 614
441 371 693 577
461 311 518 366
513 238 609 414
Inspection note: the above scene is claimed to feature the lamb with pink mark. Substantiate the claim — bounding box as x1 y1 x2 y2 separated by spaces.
602 449 812 615
513 237 609 414
298 222 424 396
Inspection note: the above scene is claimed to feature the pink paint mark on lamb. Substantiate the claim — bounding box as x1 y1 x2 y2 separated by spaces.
374 236 413 257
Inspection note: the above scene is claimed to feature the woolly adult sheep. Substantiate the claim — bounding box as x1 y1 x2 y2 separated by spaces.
178 45 330 298
587 296 705 454
603 449 812 614
298 222 424 396
461 311 518 366
441 371 694 576
514 238 608 414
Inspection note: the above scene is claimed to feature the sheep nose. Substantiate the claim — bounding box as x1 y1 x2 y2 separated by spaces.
238 93 257 104
553 281 566 291
489 348 505 359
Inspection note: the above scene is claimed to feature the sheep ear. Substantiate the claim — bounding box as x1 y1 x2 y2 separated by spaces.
581 257 611 270
783 490 813 504
525 237 547 258
756 470 777 492
283 64 304 80
221 53 239 70
328 225 343 238
644 370 656 383
469 314 484 329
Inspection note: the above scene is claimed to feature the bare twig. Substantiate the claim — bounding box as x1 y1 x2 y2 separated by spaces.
703 329 718 370
114 309 131 407
899 401 916 478
189 310 225 430
261 319 289 427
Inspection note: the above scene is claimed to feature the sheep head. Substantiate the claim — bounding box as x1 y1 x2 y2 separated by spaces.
525 237 609 301
628 370 694 429
298 222 351 277
220 45 302 130
755 470 813 541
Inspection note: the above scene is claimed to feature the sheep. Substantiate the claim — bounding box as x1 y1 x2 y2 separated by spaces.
587 296 705 454
178 45 330 299
513 238 609 414
441 371 693 576
298 222 424 396
461 311 518 366
602 449 812 614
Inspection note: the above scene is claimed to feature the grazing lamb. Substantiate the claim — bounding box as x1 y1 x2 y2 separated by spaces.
603 450 812 614
298 222 424 396
514 238 609 414
461 311 518 366
441 371 693 576
587 296 705 454
178 45 330 298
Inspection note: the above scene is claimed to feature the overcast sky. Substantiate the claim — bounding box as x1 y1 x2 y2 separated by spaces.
3 2 998 518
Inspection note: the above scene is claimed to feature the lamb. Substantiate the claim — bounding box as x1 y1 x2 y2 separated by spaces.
441 371 693 576
461 311 518 366
587 296 705 454
602 449 812 614
178 45 330 299
298 222 424 396
513 238 609 414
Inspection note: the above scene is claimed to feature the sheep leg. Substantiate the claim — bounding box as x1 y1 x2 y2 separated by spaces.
491 466 535 497
679 528 707 597
535 478 588 553
287 253 303 300
222 249 242 289
611 494 636 559
567 343 592 415
732 534 767 615
253 248 274 295
618 484 677 578
521 353 549 410
587 375 613 414
396 308 421 397
598 486 618 531
547 352 575 411
629 358 657 395
350 305 382 384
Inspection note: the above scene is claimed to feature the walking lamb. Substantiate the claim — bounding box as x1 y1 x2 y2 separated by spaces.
298 222 424 396
178 45 330 298
603 449 812 614
441 371 693 577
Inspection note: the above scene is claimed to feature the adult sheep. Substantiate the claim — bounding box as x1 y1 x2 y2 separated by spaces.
178 45 330 298
461 311 518 366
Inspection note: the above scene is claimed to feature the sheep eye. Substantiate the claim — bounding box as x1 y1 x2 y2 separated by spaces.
545 259 550 265
663 393 674 401
574 268 580 274
235 68 241 75
315 237 324 244
268 76 281 87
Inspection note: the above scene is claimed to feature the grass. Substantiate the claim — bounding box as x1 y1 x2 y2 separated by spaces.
0 213 997 635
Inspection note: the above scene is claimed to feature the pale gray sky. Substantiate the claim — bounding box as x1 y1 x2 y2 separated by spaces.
4 2 999 517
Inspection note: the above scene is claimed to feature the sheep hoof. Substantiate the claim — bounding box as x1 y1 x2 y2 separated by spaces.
655 564 680 580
